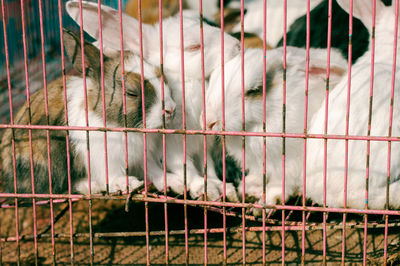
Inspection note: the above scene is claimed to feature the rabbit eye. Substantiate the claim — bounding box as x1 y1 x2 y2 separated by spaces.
126 90 139 98
245 86 263 98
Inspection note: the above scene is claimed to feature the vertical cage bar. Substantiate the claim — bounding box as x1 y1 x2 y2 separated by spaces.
19 0 39 263
177 0 189 264
239 0 246 265
262 0 267 264
198 0 208 264
1 0 21 263
136 1 151 265
322 0 333 265
219 0 227 264
342 0 354 264
116 0 130 198
156 0 170 263
57 0 75 263
77 1 94 264
97 0 110 195
37 0 56 264
281 0 287 265
384 0 399 264
363 1 377 264
302 0 311 264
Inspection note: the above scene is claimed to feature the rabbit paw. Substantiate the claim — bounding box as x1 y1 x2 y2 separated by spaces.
109 176 144 193
189 178 219 201
189 178 239 202
252 186 284 217
237 179 263 202
152 173 185 195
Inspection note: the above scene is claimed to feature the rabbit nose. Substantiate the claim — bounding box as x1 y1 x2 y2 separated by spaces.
165 108 175 118
207 121 218 130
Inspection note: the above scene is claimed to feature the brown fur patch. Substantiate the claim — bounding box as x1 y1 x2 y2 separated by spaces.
213 8 242 33
230 32 272 49
0 78 85 194
126 0 188 24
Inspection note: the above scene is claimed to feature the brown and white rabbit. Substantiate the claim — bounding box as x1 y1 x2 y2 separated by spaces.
65 0 240 201
0 29 176 195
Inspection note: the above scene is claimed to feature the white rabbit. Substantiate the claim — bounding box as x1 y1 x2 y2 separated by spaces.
204 47 347 206
228 0 323 47
306 0 400 210
0 29 176 195
65 0 240 201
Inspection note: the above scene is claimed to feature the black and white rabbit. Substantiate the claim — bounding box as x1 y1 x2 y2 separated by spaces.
65 1 240 201
204 46 347 205
306 0 400 210
0 29 176 195
224 0 323 48
277 0 392 63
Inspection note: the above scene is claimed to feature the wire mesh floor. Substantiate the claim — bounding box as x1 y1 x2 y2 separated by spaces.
1 196 400 265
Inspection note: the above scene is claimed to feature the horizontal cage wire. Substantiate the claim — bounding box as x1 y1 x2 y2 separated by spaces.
0 0 400 265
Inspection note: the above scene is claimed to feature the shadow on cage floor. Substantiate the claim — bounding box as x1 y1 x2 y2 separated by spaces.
1 198 400 265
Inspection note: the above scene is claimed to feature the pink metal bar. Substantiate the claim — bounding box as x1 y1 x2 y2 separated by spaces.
262 0 268 264
19 0 39 263
136 1 151 264
219 0 228 263
177 0 189 264
198 0 208 264
2 218 399 243
116 0 130 196
96 0 110 195
322 1 334 264
363 1 377 264
384 0 399 264
37 0 56 263
77 1 94 264
2 124 400 142
342 0 354 263
155 0 170 264
239 0 246 264
56 0 75 263
1 192 400 215
302 0 311 264
282 0 288 264
1 0 21 262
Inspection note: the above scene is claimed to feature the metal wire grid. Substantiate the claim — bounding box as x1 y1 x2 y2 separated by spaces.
0 0 399 265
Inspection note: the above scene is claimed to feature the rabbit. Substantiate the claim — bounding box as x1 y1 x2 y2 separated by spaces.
217 0 323 48
276 0 392 63
63 29 176 195
0 28 176 195
204 46 347 207
306 0 400 210
65 0 240 201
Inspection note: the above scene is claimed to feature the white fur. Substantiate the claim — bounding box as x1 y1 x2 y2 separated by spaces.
306 0 400 209
204 47 347 205
67 55 176 194
230 0 323 47
65 1 240 200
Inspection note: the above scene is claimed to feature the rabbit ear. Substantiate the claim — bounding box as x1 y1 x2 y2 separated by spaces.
65 0 156 55
336 0 385 31
63 28 101 76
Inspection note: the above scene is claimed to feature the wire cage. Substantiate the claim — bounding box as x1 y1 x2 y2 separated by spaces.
1 0 400 265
